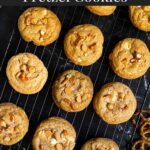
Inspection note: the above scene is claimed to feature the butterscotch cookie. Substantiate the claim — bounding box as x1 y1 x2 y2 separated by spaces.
86 6 117 16
64 24 104 66
18 7 61 46
6 53 48 94
32 117 76 150
109 38 150 79
81 138 119 150
93 82 137 124
0 103 29 145
52 70 93 112
129 6 150 32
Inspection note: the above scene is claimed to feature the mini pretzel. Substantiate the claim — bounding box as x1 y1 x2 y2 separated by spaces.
132 140 150 150
132 110 150 128
140 121 150 141
132 110 150 149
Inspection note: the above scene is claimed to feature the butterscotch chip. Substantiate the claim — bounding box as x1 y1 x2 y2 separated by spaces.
86 6 117 16
32 117 76 150
81 138 119 150
129 6 150 32
0 103 29 145
6 53 48 94
93 82 137 124
64 24 104 66
52 70 94 112
109 38 150 79
18 7 61 46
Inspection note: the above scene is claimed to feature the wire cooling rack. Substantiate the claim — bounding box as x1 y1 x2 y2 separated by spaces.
0 6 150 150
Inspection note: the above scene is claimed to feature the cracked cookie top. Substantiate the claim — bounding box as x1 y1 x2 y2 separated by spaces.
81 138 119 150
129 6 150 32
52 70 93 112
6 53 48 94
93 82 137 124
0 103 29 145
109 38 150 79
64 24 104 66
18 7 61 46
32 117 76 150
86 6 116 16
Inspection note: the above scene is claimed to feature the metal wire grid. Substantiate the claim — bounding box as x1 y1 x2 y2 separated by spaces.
0 6 149 150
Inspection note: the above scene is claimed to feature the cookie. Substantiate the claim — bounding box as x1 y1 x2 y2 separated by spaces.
129 6 150 32
6 53 48 94
0 103 29 145
81 138 119 150
64 24 104 66
52 70 93 112
32 117 76 150
93 82 137 124
18 7 61 46
86 6 116 16
109 38 150 79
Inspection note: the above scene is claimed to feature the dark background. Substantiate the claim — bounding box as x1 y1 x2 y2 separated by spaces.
0 6 150 150
1 0 150 6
